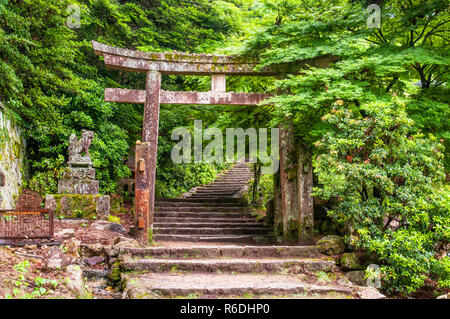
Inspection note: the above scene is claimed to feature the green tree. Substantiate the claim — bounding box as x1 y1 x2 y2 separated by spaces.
0 0 236 195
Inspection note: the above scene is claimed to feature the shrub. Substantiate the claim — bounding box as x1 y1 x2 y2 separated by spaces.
314 101 449 295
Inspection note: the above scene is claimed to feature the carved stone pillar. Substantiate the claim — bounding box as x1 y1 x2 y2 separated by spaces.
278 121 299 242
297 143 314 244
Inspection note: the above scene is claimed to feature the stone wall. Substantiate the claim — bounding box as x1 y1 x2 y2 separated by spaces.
0 103 26 209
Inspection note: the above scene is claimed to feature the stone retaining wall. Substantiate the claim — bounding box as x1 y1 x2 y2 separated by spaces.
0 103 26 209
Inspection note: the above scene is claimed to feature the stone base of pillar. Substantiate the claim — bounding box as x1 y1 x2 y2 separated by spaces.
45 194 110 220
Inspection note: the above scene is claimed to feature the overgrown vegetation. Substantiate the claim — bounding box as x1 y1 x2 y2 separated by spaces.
231 0 449 295
1 0 449 296
5 261 59 299
0 0 234 196
314 101 449 295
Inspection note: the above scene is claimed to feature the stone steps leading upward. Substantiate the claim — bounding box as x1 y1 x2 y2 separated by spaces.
116 161 385 299
117 243 376 299
118 243 384 299
153 162 271 244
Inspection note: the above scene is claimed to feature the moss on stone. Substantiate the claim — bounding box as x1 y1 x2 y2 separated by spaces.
51 194 102 219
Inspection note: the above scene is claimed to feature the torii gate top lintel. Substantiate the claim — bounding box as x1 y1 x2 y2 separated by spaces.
92 40 334 76
92 40 267 75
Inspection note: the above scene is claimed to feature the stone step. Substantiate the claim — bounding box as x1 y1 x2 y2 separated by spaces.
216 174 251 177
206 186 247 189
214 176 251 179
119 245 319 259
154 211 251 218
155 202 242 207
156 198 245 204
154 222 264 228
121 258 337 274
155 206 248 212
201 181 248 185
154 227 271 235
194 187 242 191
217 176 251 178
122 273 355 299
212 179 250 182
153 234 274 243
187 194 239 198
192 191 240 195
155 217 259 223
193 187 242 191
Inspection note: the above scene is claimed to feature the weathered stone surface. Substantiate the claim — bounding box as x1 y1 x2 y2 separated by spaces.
113 236 139 247
91 220 126 233
45 194 110 219
437 293 449 299
68 130 94 166
57 130 101 195
96 196 110 219
45 246 72 270
118 245 320 259
316 235 345 255
79 243 107 258
55 228 75 239
122 258 336 274
105 88 272 106
340 252 363 270
64 237 81 258
122 273 354 299
65 265 92 299
84 256 105 267
0 103 26 209
345 270 366 286
58 177 99 195
278 120 299 242
354 286 386 299
92 40 337 76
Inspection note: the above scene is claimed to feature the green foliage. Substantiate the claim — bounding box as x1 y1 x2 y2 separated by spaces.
237 0 449 170
156 162 229 198
5 261 59 299
107 214 121 224
314 101 449 294
0 0 236 196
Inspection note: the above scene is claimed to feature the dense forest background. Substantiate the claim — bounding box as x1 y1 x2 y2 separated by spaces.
0 0 244 196
0 0 449 295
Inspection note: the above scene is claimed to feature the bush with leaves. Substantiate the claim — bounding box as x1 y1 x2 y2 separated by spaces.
314 101 449 295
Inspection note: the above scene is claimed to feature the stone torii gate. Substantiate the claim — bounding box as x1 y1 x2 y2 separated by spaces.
92 41 333 244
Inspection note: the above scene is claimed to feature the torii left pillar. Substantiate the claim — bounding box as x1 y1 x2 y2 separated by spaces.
135 71 161 244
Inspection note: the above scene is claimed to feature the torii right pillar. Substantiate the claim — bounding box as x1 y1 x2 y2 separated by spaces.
276 120 314 245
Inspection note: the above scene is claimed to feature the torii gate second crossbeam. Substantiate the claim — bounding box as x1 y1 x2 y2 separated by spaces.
92 41 334 244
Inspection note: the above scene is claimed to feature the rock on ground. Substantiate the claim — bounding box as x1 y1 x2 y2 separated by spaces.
345 270 366 286
340 252 363 270
55 228 75 239
354 286 386 299
65 265 93 299
316 235 345 255
45 246 72 270
91 221 126 234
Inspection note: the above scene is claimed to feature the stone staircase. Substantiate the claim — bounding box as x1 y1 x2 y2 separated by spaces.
153 162 274 243
119 244 361 299
113 163 381 299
